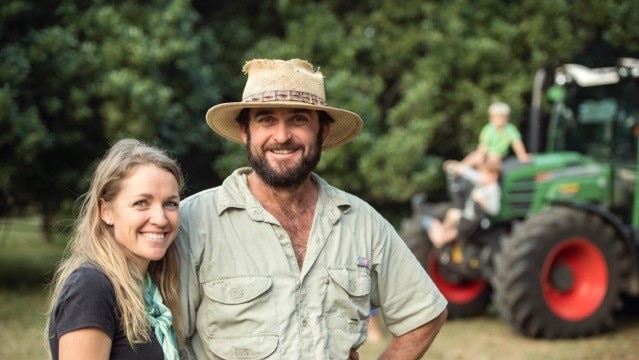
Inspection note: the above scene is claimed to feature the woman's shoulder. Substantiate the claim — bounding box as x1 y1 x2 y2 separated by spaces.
64 263 114 295
51 263 120 345
73 262 108 278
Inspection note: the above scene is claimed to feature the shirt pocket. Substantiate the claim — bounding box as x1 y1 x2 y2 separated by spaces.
326 268 371 332
208 335 278 360
202 276 278 359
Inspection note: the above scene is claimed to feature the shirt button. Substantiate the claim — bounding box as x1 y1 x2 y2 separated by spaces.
302 319 308 326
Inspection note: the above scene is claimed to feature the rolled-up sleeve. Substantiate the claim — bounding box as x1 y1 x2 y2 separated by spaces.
372 217 448 336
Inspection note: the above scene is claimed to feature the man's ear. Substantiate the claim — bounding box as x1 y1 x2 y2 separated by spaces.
240 124 248 144
321 122 331 142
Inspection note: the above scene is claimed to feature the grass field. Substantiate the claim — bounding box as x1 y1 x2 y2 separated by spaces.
0 216 66 360
358 308 639 359
0 289 52 359
2 216 639 359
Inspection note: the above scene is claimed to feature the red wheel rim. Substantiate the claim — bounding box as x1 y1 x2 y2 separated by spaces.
428 251 486 304
541 237 608 321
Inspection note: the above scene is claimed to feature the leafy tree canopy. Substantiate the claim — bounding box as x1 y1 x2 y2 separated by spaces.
2 0 638 238
1 0 222 239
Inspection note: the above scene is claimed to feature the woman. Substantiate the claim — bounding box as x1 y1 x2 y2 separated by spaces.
46 138 185 359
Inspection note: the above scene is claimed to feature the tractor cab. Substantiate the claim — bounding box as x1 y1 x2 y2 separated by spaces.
544 58 639 224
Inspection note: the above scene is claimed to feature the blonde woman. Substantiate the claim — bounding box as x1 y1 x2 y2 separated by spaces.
46 138 185 359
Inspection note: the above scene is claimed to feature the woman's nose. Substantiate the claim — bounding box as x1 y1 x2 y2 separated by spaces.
149 205 169 226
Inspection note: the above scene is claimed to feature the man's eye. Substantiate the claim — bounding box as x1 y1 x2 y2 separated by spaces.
293 116 308 124
257 117 274 125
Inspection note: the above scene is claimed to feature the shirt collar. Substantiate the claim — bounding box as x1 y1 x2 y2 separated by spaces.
216 167 352 217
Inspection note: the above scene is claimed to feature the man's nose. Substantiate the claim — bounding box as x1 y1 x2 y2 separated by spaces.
272 121 293 143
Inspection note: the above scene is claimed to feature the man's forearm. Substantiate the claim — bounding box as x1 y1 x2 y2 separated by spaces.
378 309 447 360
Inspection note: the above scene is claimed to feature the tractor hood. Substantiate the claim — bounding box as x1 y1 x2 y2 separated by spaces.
497 152 604 220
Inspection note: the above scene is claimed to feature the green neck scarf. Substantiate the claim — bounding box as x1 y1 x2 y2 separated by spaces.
144 274 179 360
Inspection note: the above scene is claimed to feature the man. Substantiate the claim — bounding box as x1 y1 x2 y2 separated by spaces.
178 58 447 359
462 101 533 168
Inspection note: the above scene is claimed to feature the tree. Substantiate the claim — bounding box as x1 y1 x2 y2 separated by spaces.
0 0 222 241
225 0 639 205
2 0 639 239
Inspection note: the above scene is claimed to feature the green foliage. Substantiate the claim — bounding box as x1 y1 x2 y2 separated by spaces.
0 0 221 232
2 0 639 232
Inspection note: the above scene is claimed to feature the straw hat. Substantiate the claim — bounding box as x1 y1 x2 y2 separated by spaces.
205 59 363 149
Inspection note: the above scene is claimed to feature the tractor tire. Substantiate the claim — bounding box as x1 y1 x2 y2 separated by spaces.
400 206 491 319
492 207 630 338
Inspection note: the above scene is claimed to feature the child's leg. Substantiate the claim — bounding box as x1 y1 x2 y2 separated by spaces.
429 209 462 248
462 150 483 167
486 152 503 168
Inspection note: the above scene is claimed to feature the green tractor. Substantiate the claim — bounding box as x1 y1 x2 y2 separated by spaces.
401 57 639 338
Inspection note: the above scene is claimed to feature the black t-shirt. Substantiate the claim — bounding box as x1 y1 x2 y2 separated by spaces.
48 264 164 359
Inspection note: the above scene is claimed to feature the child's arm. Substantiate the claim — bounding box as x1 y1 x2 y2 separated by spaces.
511 139 533 163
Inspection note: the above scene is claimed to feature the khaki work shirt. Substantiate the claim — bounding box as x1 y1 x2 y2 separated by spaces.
178 168 447 359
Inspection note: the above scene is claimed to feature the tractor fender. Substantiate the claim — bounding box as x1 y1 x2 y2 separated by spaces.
550 201 639 295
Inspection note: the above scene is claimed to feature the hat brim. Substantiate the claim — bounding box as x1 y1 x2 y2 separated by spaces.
206 101 363 150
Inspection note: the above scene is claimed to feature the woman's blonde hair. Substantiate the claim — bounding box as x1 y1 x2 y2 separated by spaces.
46 138 185 351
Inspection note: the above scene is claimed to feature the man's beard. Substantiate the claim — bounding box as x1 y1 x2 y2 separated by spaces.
246 130 323 189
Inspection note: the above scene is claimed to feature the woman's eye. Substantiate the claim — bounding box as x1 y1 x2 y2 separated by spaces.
134 200 148 207
165 201 179 208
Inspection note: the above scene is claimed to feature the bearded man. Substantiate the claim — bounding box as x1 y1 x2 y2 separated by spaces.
177 59 447 360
